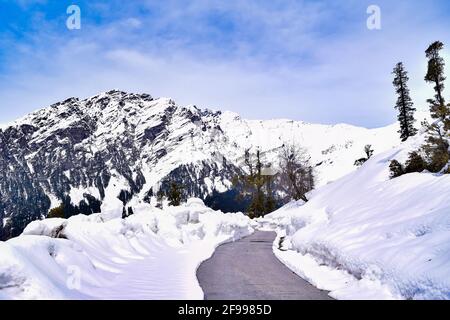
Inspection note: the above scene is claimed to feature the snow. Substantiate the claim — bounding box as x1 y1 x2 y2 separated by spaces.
219 111 402 187
263 133 450 300
68 186 101 206
1 91 406 215
23 218 67 238
0 199 253 299
46 193 61 211
2 90 445 300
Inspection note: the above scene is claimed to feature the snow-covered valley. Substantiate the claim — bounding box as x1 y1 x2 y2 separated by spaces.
261 131 450 300
0 90 407 239
0 91 448 300
1 125 449 300
0 199 252 299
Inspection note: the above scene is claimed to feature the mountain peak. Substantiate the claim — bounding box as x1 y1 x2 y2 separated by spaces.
0 89 402 239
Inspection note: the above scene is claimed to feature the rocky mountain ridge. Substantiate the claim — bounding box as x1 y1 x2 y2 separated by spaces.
0 90 401 239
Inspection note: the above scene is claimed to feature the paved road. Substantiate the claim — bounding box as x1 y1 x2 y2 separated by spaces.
197 231 332 300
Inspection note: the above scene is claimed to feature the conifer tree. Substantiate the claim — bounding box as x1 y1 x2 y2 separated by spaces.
247 149 266 218
422 41 450 172
236 148 277 218
392 62 418 141
425 41 448 121
264 174 276 214
389 160 404 179
404 151 427 173
167 182 182 206
48 204 65 219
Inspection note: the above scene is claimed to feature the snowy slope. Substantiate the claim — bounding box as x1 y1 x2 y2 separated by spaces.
220 113 402 186
0 90 406 237
262 130 450 300
0 199 253 299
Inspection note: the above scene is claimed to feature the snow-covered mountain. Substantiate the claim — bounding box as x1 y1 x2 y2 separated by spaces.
261 130 450 300
0 199 253 299
1 128 448 300
1 90 447 300
0 90 403 238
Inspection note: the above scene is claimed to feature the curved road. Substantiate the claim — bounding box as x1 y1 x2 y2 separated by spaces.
197 231 332 300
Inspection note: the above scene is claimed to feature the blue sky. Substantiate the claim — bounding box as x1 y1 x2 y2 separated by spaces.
1 0 450 127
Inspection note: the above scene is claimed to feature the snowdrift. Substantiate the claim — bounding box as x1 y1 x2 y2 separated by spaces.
264 134 450 300
0 199 253 299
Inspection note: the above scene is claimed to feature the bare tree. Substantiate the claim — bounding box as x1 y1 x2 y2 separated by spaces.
278 144 315 202
234 148 274 218
354 144 374 167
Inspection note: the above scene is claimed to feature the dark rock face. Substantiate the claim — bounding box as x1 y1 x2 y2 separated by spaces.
155 160 241 202
0 127 51 238
0 91 244 240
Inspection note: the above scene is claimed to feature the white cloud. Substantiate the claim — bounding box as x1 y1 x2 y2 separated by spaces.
1 0 450 127
15 0 47 8
120 18 142 29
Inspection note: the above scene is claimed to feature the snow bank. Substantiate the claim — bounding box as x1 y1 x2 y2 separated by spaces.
0 199 253 300
265 134 450 300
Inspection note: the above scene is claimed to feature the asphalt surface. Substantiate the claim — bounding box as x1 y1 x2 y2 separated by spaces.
197 231 332 300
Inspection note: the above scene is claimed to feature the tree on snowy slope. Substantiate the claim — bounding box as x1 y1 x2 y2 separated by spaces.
264 172 277 214
278 144 315 202
167 182 183 206
389 160 404 178
389 151 427 179
354 144 374 166
234 148 275 218
246 149 266 218
48 204 65 218
425 41 448 122
422 124 449 173
422 41 450 172
404 151 427 173
392 62 418 141
156 189 165 209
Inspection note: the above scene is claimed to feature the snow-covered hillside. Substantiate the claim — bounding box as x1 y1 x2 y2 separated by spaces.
0 90 407 238
0 199 252 299
262 130 450 300
1 93 447 300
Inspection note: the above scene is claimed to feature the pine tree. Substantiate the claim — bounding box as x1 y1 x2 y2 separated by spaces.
167 182 182 206
392 62 418 141
48 204 65 219
0 219 12 241
236 148 277 218
389 160 404 179
404 151 427 173
248 149 266 218
422 125 449 172
422 41 450 172
264 174 276 214
425 41 448 121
